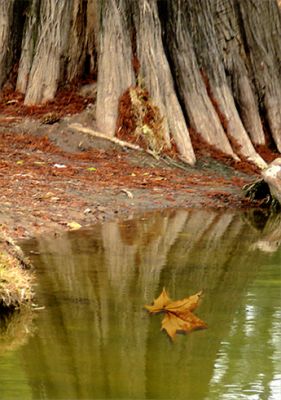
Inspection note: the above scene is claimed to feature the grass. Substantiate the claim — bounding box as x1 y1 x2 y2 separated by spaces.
0 233 34 310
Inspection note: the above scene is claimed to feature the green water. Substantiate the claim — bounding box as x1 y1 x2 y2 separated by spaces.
0 209 280 399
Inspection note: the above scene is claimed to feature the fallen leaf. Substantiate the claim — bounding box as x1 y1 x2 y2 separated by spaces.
67 221 82 230
87 167 97 171
144 287 171 313
145 288 207 340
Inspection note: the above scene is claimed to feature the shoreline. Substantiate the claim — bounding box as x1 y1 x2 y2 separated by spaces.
0 114 262 309
0 115 259 241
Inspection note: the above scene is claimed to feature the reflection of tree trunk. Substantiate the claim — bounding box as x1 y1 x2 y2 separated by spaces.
250 213 281 253
102 210 189 302
19 209 278 399
146 210 265 399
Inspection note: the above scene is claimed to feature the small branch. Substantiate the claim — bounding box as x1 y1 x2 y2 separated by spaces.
68 123 158 159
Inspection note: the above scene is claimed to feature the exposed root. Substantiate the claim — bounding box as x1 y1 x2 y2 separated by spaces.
243 179 280 211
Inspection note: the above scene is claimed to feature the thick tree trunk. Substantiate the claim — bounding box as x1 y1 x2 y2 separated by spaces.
66 0 87 82
186 0 267 168
85 0 97 76
214 0 265 146
1 0 281 167
16 0 41 94
238 0 281 151
23 0 72 105
95 0 135 136
0 0 15 89
134 0 196 164
165 0 237 159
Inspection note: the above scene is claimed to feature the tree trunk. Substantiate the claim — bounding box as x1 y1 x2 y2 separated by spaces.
0 0 15 89
16 0 41 94
84 0 97 76
186 0 267 168
95 0 135 136
134 0 196 164
214 0 265 146
23 0 72 104
1 0 281 168
165 0 237 159
66 0 87 82
238 0 281 151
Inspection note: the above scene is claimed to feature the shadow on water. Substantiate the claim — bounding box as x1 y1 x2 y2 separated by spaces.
0 209 280 399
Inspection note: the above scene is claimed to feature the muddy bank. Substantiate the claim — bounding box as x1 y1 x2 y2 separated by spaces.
0 111 262 240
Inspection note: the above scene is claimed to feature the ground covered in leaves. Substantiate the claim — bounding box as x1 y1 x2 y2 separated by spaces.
0 89 266 240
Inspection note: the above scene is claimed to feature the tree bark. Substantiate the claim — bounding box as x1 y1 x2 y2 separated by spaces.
84 0 97 76
95 0 135 136
23 0 72 105
1 0 281 168
238 0 281 151
165 0 237 159
134 0 196 165
16 0 41 94
186 0 267 168
0 0 15 89
66 0 87 82
214 0 265 146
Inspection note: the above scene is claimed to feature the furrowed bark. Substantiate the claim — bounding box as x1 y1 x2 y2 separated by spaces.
0 0 15 89
16 0 41 94
66 0 87 82
238 0 281 151
85 0 97 76
24 0 72 105
134 0 196 165
165 0 237 159
186 0 267 168
95 0 135 136
214 0 265 146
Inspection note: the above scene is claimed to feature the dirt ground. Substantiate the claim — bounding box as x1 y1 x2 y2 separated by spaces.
0 91 263 240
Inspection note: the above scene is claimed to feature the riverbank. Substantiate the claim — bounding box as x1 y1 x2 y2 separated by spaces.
0 112 264 241
0 230 33 310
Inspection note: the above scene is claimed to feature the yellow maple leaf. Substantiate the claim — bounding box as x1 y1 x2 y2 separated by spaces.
145 288 207 340
144 287 171 313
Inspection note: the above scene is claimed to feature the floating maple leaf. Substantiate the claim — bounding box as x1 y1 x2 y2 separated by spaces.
145 288 207 340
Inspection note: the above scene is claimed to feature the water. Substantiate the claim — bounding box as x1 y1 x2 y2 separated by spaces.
0 209 280 399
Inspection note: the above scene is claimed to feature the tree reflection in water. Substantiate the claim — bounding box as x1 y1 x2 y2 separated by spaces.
1 209 280 399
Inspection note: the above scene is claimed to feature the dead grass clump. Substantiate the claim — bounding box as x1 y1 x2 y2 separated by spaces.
0 254 33 309
0 233 33 310
116 86 167 155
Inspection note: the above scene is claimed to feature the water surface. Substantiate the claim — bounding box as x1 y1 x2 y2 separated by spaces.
0 209 280 399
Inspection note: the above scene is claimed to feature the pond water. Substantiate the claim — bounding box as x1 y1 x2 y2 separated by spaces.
0 209 281 399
